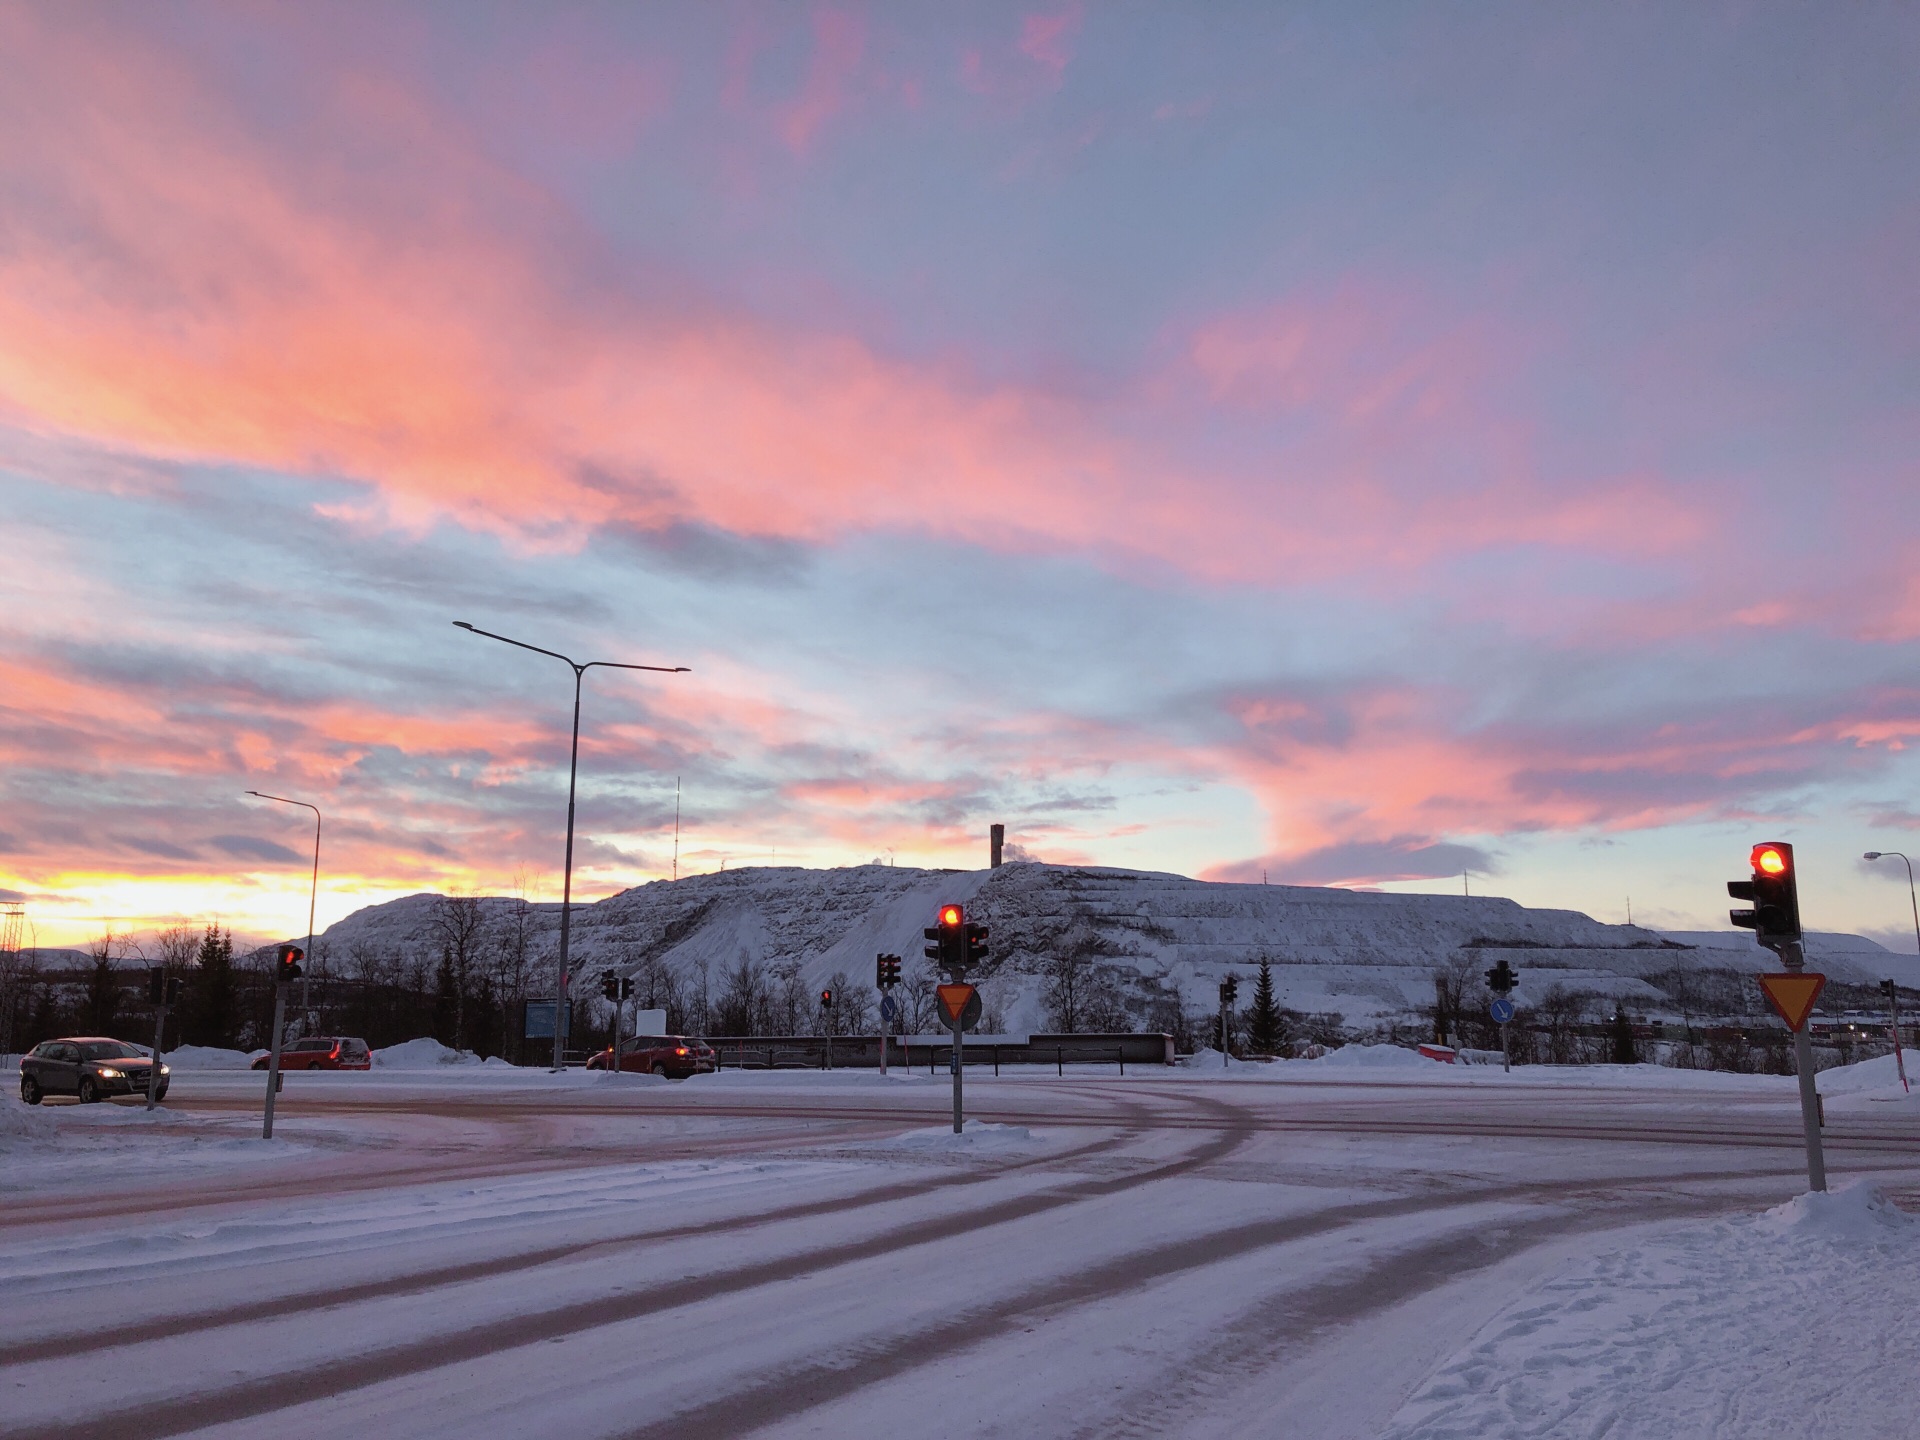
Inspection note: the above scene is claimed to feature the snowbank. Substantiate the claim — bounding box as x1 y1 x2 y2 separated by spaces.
372 1038 484 1069
1309 1043 1440 1070
1815 1050 1915 1097
875 1121 1037 1154
0 1101 60 1147
161 1045 257 1070
1385 1182 1920 1439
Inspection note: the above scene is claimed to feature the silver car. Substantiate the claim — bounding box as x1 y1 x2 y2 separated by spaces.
19 1037 169 1105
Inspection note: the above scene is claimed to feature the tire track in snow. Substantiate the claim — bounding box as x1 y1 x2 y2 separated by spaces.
10 1091 1251 1440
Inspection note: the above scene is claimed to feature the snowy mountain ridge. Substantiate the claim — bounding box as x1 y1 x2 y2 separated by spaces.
309 862 1903 1033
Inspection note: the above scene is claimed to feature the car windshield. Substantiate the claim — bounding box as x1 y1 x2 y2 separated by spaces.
80 1041 142 1061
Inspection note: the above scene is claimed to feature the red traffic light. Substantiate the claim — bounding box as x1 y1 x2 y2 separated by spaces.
938 903 964 928
820 988 834 1006
1752 843 1789 876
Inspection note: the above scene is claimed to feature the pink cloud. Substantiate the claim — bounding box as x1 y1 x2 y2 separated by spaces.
1018 7 1084 84
781 8 866 153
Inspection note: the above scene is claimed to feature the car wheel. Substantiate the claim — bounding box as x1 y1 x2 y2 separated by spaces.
154 1086 168 1102
20 1076 41 1105
78 1077 101 1104
307 1062 322 1071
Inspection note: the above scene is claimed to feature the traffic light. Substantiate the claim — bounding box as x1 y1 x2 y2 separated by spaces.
1220 974 1239 1006
820 988 834 1009
601 970 621 1002
924 903 966 972
964 923 989 969
275 944 303 982
1883 979 1898 1003
148 966 165 1007
876 953 901 989
166 976 183 1006
1729 841 1801 949
1485 960 1518 995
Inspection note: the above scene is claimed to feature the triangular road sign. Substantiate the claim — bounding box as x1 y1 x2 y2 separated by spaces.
1758 972 1826 1033
936 983 976 1024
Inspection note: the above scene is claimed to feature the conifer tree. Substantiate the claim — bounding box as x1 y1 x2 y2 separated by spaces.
184 925 236 1049
1247 956 1286 1056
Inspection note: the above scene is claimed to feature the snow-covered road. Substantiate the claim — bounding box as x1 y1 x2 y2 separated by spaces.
5 1063 1920 1438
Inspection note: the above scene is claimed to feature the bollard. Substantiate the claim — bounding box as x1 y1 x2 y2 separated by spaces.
993 1045 1000 1077
1057 1045 1064 1076
1118 1046 1125 1076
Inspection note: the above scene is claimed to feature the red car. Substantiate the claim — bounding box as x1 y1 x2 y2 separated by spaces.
251 1036 373 1071
585 1036 716 1079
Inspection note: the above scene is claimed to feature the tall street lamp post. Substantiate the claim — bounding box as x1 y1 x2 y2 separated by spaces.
246 791 322 1029
1864 851 1920 959
455 621 689 1072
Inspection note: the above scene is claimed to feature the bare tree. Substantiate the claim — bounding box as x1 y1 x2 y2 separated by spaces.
430 894 486 1052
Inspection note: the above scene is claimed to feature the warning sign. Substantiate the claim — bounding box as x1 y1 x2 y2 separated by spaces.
936 983 976 1024
1758 972 1826 1032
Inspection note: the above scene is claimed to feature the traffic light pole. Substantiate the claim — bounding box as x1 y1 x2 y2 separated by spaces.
950 1006 964 1134
262 979 288 1140
144 1006 168 1113
1888 985 1909 1094
1780 940 1827 1192
612 984 624 1074
1220 989 1230 1067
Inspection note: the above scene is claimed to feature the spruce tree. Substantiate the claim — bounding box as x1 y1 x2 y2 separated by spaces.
184 925 236 1049
1247 956 1285 1056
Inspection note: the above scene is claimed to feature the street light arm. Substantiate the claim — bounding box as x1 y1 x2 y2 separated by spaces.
245 790 319 817
582 660 692 675
453 621 579 670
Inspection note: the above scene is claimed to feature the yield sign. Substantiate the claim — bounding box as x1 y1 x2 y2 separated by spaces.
1758 972 1826 1033
936 983 976 1024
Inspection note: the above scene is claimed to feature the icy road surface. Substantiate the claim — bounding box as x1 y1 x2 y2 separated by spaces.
5 1062 1920 1439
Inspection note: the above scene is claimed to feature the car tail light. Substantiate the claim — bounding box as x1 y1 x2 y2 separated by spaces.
675 1047 689 1056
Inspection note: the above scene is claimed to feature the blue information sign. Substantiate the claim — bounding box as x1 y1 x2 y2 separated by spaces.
1489 996 1516 1024
879 993 899 1023
523 999 571 1040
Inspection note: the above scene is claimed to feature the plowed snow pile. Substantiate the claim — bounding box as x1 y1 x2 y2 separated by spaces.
1383 1182 1920 1439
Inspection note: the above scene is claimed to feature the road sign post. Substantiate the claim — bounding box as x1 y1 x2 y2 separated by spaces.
263 944 303 1140
1732 842 1825 1191
937 981 976 1134
1488 995 1516 1071
1882 979 1909 1094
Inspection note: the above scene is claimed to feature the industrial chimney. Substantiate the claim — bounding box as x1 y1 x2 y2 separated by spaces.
990 823 1005 868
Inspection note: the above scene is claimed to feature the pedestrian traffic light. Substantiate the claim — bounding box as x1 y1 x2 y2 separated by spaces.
1729 841 1801 949
1220 974 1239 1006
964 923 989 969
148 966 165 1006
1485 960 1518 995
925 903 966 972
820 988 834 1009
275 944 303 982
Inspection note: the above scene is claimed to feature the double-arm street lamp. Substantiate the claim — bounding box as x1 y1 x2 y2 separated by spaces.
1864 851 1920 960
245 790 322 1028
454 621 689 1072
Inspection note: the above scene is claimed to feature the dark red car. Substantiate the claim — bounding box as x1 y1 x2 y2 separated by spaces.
585 1036 716 1079
251 1036 372 1071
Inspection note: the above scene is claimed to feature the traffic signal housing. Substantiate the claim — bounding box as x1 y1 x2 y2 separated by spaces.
148 966 166 1007
1220 974 1239 1006
820 988 834 1009
964 923 989 970
924 903 966 973
876 953 901 989
1729 841 1801 950
601 970 621 1002
1485 960 1518 995
275 944 304 983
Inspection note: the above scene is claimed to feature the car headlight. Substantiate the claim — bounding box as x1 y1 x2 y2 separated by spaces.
97 1067 123 1078
159 1065 170 1075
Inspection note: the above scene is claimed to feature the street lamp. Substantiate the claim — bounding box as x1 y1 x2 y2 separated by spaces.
454 621 689 1072
245 791 322 1029
1864 852 1920 959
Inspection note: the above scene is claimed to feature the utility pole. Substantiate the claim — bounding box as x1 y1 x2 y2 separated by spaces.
1883 979 1909 1094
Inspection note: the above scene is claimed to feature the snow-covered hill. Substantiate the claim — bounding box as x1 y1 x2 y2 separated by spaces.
308 862 1900 1033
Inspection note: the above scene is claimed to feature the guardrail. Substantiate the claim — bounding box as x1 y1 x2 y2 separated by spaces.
705 1032 1174 1072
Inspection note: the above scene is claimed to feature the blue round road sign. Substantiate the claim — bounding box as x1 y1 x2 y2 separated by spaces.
879 993 899 1023
1489 997 1516 1024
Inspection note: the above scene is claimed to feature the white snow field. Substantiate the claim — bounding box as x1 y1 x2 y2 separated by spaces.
4 1060 1920 1439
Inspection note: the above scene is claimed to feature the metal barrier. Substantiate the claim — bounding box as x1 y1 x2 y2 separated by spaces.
703 1033 1173 1069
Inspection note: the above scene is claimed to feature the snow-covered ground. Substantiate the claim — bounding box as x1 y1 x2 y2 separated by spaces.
3 1058 1919 1438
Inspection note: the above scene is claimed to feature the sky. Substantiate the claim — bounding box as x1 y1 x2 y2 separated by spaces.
2 2 1918 951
